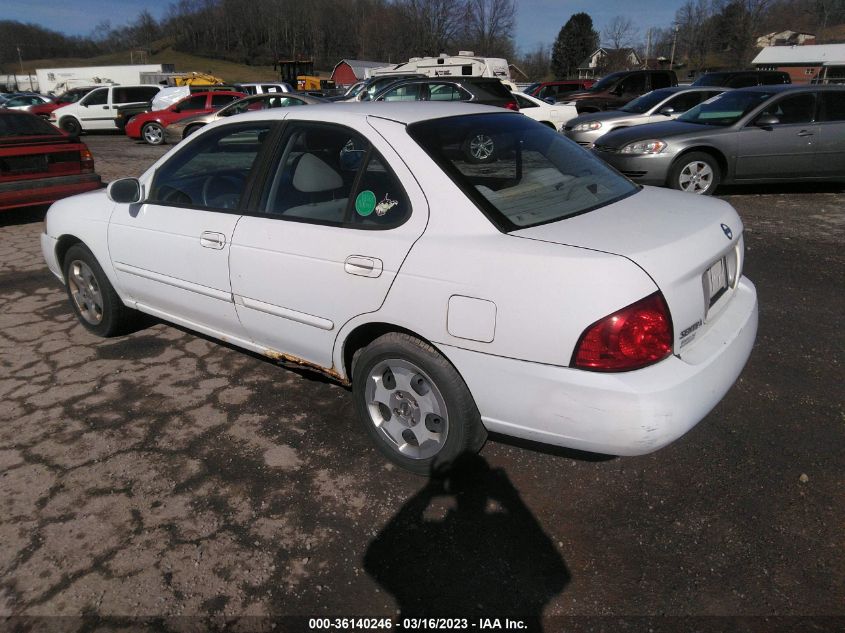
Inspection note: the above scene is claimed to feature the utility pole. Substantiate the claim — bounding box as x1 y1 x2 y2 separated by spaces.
669 24 679 70
645 29 652 67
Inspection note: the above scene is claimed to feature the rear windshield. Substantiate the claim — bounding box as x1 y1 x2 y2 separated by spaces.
408 113 637 232
678 90 775 126
0 113 62 137
469 80 513 99
621 88 676 113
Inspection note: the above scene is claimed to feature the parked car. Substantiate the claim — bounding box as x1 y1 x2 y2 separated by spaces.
560 70 678 113
28 87 98 119
565 86 729 147
511 91 578 131
1 94 53 111
374 77 519 110
41 103 757 473
50 85 162 135
234 82 293 95
692 70 791 88
151 85 239 111
125 91 246 145
164 92 327 144
523 79 595 102
342 74 425 102
0 109 102 211
591 85 845 194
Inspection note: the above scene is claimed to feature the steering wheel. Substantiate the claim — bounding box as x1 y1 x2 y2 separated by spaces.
554 174 604 201
201 171 246 208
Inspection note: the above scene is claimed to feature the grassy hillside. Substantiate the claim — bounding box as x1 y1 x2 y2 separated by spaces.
2 46 281 83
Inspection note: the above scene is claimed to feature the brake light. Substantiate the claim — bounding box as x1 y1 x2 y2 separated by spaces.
504 101 519 111
572 292 673 372
79 146 95 173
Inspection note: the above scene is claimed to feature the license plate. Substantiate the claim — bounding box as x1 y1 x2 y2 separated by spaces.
706 257 728 306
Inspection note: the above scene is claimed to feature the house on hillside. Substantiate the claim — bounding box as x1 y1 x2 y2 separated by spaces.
331 60 388 88
752 43 845 83
578 48 642 79
756 31 816 48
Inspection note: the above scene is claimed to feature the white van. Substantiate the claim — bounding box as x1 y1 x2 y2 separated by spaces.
370 53 511 82
234 82 293 95
49 85 161 135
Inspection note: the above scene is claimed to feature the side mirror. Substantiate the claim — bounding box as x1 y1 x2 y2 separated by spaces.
755 114 779 128
107 178 142 204
658 106 675 116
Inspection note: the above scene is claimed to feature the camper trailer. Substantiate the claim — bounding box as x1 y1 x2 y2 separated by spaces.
369 53 511 83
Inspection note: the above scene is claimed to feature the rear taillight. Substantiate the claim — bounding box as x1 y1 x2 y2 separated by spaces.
504 101 519 111
572 292 673 372
80 146 95 173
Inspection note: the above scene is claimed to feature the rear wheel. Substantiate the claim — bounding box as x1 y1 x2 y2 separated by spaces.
352 333 486 475
183 124 203 139
60 117 81 136
142 122 165 145
462 132 496 164
63 244 135 337
669 152 721 195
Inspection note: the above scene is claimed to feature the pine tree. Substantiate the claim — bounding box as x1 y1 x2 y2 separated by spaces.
551 13 599 79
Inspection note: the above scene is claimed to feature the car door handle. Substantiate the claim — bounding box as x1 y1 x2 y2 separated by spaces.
200 231 226 249
344 255 383 278
797 130 814 137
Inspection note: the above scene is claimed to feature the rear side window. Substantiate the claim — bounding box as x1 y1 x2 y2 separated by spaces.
620 74 646 94
408 113 637 231
728 75 759 88
380 84 422 102
429 84 466 101
665 91 710 113
818 91 845 121
211 94 238 107
180 95 207 111
114 87 158 104
473 80 512 99
761 73 789 85
261 123 410 229
650 73 672 90
758 93 816 124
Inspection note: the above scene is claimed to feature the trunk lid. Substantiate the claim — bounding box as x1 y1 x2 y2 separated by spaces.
512 186 744 355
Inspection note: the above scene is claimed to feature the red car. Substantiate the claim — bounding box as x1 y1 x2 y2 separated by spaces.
0 109 102 211
124 91 245 145
28 87 98 119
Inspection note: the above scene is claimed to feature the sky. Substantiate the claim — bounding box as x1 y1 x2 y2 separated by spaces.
6 0 688 56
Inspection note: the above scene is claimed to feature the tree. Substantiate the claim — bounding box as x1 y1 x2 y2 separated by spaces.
603 16 637 49
461 0 516 57
551 13 599 79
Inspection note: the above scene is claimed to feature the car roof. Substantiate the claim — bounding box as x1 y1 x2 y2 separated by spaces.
730 84 845 93
230 101 514 125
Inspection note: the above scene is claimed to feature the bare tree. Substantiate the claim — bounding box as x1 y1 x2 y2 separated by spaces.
461 0 516 56
603 15 637 49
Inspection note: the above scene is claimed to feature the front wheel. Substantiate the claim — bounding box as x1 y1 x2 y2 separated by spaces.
60 117 81 136
352 333 486 475
63 244 135 337
142 122 165 145
669 152 721 195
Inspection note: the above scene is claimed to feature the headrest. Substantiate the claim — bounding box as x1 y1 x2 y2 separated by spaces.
292 153 343 193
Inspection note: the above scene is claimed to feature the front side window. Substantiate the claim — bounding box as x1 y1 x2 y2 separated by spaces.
619 74 646 94
261 123 409 228
429 84 466 101
755 93 816 124
82 88 108 106
408 113 637 231
650 73 672 89
620 88 676 114
149 122 273 210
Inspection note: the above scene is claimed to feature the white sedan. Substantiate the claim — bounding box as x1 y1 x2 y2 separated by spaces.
41 102 757 474
512 91 578 131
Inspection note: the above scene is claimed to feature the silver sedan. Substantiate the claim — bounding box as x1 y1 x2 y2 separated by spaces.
564 86 728 147
591 85 845 194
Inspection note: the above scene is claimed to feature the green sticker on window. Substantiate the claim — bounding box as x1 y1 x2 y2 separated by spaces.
355 190 376 216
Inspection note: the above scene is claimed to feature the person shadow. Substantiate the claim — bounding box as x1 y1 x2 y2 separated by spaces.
363 454 569 631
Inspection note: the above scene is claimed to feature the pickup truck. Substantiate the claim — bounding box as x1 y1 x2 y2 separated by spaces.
49 85 162 135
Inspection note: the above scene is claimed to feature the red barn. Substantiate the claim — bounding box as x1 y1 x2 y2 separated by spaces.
331 60 388 88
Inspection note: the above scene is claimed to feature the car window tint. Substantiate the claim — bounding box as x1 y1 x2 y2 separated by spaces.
381 84 422 102
650 73 672 89
728 75 759 88
181 95 207 111
0 112 62 137
666 91 706 113
83 89 108 106
818 92 845 121
759 93 816 124
149 123 272 210
515 94 537 108
262 123 408 229
620 74 646 94
279 97 306 107
429 84 465 101
211 94 238 107
408 113 636 231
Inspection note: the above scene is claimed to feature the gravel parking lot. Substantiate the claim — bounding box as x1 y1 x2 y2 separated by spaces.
1 133 843 631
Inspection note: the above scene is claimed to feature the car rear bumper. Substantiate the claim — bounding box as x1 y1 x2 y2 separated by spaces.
592 150 674 186
441 277 758 456
0 173 103 211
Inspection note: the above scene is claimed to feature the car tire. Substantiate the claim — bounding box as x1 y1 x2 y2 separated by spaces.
63 244 135 337
142 122 165 145
60 117 81 136
352 332 487 475
669 152 721 195
183 124 203 139
462 132 496 164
